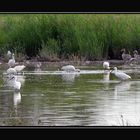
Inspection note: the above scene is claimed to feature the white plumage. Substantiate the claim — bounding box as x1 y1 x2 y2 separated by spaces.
61 65 80 72
121 48 131 62
103 61 110 70
8 53 15 67
11 76 21 91
7 50 12 59
112 67 131 81
4 75 21 91
13 65 26 73
7 68 17 75
16 75 25 85
133 50 140 61
7 65 25 75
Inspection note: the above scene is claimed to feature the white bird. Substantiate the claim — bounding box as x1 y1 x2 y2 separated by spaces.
103 61 110 70
121 48 131 64
13 65 26 73
7 67 17 75
133 50 140 60
7 50 12 59
13 76 21 91
61 65 80 72
8 75 21 91
111 67 131 81
8 53 15 67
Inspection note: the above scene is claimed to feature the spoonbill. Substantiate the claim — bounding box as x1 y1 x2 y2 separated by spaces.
111 67 131 81
61 65 80 72
121 48 131 63
103 61 110 70
13 65 26 73
7 67 17 75
6 75 21 91
7 50 12 59
8 53 15 67
133 50 140 61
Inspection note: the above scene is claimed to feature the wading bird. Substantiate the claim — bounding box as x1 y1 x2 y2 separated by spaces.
121 48 131 64
133 50 140 61
10 75 21 91
4 75 21 91
61 65 80 72
8 53 15 67
13 65 26 74
7 50 12 59
7 67 17 75
111 67 131 81
103 61 110 70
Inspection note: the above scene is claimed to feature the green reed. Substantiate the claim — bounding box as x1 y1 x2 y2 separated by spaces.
0 14 140 60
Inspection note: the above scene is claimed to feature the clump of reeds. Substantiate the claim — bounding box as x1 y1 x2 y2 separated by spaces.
0 14 140 61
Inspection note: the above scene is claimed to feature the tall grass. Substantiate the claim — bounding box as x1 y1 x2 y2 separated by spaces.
0 14 140 61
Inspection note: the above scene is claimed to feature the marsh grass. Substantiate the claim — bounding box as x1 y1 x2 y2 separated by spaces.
0 14 140 61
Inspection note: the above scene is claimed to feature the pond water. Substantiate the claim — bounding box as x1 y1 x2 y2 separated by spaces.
0 63 140 126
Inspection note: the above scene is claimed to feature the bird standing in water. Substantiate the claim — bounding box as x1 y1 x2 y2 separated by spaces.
111 67 131 81
8 53 15 67
10 75 21 91
133 50 140 63
61 65 80 72
13 65 26 74
103 61 110 70
121 48 131 64
7 50 12 59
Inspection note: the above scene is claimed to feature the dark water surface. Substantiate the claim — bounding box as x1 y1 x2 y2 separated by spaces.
0 64 140 126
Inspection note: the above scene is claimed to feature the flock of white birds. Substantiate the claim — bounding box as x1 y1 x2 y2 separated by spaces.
61 62 131 81
4 51 26 91
2 49 133 91
103 61 131 81
102 49 140 81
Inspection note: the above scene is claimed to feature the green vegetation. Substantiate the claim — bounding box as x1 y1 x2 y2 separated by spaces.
0 14 140 61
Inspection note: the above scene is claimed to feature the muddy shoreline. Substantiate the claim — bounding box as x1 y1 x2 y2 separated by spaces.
0 59 125 69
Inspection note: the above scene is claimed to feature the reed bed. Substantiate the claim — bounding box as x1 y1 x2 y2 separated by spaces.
0 14 140 61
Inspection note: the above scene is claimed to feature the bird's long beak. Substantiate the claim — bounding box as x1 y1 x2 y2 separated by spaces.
109 67 114 73
7 76 15 82
110 70 113 73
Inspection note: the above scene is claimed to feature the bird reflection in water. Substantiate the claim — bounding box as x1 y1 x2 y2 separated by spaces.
13 91 21 115
114 81 132 99
61 72 80 83
103 70 110 90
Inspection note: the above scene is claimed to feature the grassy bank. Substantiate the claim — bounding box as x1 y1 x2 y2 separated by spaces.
0 14 140 61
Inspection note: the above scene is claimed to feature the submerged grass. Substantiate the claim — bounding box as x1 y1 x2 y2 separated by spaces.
0 14 140 61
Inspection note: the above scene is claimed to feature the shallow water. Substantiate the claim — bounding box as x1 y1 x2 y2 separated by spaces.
0 64 140 126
